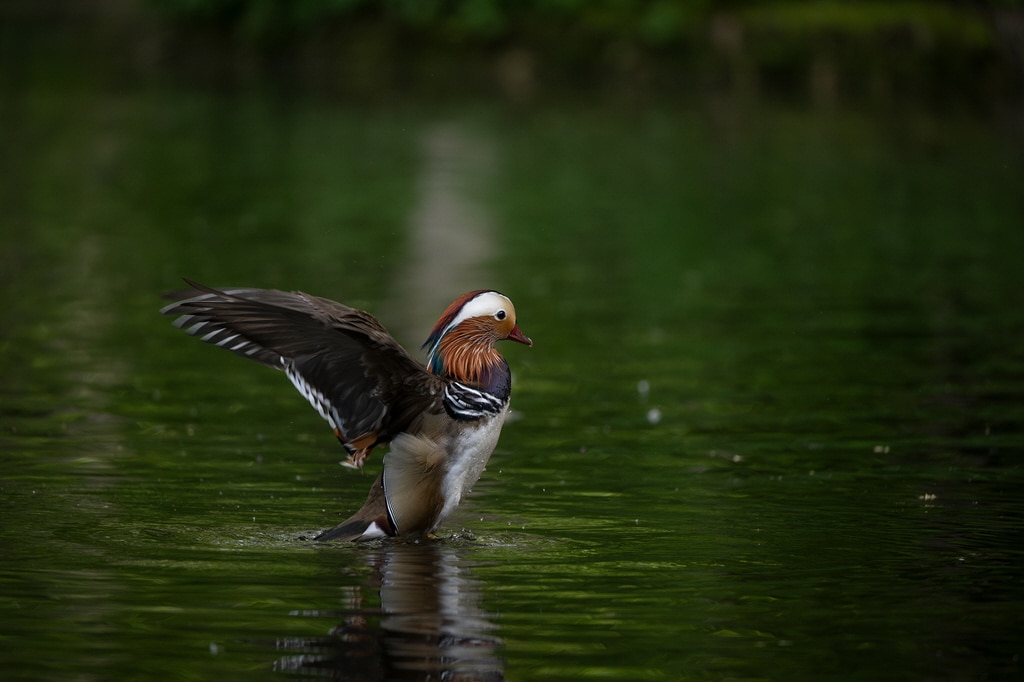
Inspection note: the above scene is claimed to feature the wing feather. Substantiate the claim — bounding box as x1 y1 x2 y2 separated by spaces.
161 280 442 453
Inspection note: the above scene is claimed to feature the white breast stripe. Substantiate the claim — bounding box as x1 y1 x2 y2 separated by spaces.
382 470 400 535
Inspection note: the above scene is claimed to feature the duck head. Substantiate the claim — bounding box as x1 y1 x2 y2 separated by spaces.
423 290 532 382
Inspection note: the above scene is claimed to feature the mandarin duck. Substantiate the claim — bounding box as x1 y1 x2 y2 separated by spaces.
160 280 531 541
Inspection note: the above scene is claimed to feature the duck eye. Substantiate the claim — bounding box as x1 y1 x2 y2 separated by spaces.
494 310 507 321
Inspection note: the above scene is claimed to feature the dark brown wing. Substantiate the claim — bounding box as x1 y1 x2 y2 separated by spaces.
160 280 441 459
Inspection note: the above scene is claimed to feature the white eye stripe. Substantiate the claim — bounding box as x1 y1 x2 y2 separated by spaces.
443 292 514 335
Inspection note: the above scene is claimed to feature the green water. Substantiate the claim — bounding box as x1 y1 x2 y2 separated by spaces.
2 54 1024 680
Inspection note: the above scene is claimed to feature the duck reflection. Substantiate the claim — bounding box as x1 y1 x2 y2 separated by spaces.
276 540 504 680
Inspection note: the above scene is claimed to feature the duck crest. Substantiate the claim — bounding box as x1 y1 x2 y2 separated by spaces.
423 290 496 380
422 291 488 355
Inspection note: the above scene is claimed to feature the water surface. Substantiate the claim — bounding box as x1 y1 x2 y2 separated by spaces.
2 58 1023 680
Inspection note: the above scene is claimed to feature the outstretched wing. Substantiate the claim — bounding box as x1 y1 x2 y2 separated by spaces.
160 279 441 464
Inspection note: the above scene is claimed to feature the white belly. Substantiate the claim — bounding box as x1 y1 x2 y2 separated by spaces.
435 407 509 526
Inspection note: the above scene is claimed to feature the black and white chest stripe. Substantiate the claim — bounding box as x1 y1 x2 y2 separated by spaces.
442 382 507 421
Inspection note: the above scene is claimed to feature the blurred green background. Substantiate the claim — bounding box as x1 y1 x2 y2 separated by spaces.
2 2 1023 681
5 0 1023 102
